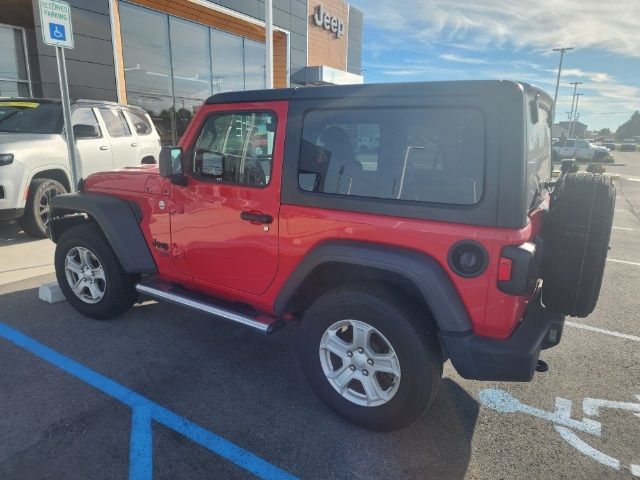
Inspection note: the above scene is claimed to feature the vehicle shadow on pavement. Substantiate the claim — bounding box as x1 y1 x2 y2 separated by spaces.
0 287 479 480
0 222 38 246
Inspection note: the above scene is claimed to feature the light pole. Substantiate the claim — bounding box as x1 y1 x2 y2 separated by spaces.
265 0 274 88
571 93 583 137
568 81 582 137
552 47 573 123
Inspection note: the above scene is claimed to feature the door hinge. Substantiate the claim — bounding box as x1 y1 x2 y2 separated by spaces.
171 245 186 258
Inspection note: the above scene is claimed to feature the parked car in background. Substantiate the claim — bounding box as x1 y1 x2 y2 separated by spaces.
552 138 612 162
620 139 637 152
0 98 161 237
602 139 616 151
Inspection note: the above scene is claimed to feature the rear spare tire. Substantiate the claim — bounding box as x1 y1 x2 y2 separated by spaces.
541 172 615 317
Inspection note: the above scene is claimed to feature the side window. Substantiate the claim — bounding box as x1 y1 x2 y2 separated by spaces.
299 108 484 205
71 107 101 138
98 107 131 137
192 111 276 187
128 110 153 135
577 141 588 148
564 140 575 148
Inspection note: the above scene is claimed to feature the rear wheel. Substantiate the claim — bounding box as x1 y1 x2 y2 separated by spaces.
55 223 138 319
298 285 442 431
20 178 66 237
542 172 615 317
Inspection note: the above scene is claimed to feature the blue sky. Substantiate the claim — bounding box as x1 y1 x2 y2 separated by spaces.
350 0 639 131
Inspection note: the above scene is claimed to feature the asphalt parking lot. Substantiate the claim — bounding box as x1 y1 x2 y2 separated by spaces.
1 152 639 479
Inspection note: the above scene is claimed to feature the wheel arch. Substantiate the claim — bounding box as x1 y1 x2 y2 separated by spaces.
49 192 157 274
275 241 472 334
31 167 72 191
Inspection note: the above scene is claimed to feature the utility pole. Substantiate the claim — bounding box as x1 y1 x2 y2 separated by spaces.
568 81 582 137
571 93 583 137
265 0 273 89
552 47 573 123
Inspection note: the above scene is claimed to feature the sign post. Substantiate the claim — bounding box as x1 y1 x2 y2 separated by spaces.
38 0 79 192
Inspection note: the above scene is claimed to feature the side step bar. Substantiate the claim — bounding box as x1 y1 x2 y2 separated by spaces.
136 278 283 334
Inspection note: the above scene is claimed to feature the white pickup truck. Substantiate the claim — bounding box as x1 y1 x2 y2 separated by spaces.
552 138 611 163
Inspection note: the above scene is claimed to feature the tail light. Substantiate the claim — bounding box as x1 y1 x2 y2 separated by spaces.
498 242 539 295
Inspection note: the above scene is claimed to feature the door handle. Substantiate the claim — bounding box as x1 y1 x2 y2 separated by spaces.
100 145 109 150
131 142 139 147
240 211 273 224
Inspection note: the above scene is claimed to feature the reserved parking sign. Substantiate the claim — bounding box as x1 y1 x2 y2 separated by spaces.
39 0 74 49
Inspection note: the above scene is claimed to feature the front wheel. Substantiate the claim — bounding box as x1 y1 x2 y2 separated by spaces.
55 223 139 319
20 178 66 237
298 286 442 431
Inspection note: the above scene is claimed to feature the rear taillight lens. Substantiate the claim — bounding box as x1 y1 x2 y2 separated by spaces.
498 257 513 282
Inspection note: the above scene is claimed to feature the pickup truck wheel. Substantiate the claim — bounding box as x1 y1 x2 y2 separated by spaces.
298 286 442 431
19 178 66 238
542 172 615 317
55 223 138 319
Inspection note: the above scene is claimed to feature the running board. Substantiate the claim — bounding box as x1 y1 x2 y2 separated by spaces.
135 279 283 334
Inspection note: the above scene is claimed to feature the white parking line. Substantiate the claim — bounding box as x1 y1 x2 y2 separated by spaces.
612 226 634 231
566 321 640 343
625 177 640 182
607 258 640 266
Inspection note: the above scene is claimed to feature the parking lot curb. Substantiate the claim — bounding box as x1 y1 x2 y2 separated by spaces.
38 281 65 304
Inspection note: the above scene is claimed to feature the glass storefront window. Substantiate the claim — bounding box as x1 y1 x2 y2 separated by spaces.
120 2 271 142
126 92 175 145
0 25 30 97
120 3 172 96
210 29 245 93
169 17 212 100
243 39 266 90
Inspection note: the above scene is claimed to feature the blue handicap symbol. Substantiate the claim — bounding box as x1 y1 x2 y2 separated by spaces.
49 22 66 41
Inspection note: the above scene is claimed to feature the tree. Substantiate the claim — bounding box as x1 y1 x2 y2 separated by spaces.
615 111 640 140
598 128 611 137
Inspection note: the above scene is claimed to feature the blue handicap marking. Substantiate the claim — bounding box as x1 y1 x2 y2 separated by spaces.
0 321 297 480
49 22 66 41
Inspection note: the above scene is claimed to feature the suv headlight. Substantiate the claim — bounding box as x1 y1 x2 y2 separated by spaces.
0 153 14 166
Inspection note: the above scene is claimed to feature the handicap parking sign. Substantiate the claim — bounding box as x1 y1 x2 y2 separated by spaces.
39 0 74 48
49 23 66 41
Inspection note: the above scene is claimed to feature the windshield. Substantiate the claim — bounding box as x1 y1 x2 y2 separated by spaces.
0 101 63 134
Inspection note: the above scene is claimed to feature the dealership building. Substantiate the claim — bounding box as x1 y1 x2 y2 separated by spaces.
1 0 363 143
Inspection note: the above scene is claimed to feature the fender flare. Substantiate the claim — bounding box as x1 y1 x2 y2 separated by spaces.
50 192 157 274
274 241 472 334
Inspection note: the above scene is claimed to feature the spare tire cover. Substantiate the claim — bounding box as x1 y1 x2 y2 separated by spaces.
541 172 615 317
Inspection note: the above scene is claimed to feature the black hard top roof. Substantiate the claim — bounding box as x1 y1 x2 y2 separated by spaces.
205 80 551 105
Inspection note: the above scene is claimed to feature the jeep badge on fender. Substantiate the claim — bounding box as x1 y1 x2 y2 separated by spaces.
47 81 615 432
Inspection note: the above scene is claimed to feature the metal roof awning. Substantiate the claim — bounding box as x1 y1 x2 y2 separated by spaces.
291 65 363 86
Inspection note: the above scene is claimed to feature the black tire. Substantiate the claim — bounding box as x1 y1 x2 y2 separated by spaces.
55 223 139 319
298 285 442 431
541 172 615 317
20 178 66 237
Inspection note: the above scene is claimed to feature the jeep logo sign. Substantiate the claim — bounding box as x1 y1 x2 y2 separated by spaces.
312 5 344 38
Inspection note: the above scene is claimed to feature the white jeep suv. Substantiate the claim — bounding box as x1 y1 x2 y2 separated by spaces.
0 98 161 237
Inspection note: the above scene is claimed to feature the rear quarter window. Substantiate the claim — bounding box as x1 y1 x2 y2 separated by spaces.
128 110 153 135
526 104 552 208
298 108 485 206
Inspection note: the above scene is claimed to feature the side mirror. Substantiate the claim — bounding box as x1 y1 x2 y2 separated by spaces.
73 123 100 139
159 146 183 178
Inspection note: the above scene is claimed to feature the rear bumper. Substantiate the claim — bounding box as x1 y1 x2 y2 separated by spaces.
441 297 565 381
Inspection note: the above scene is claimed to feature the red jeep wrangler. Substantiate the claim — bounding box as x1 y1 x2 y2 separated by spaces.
49 81 615 431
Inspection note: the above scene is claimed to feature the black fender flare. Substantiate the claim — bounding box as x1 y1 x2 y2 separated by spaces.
274 241 472 334
49 192 157 274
